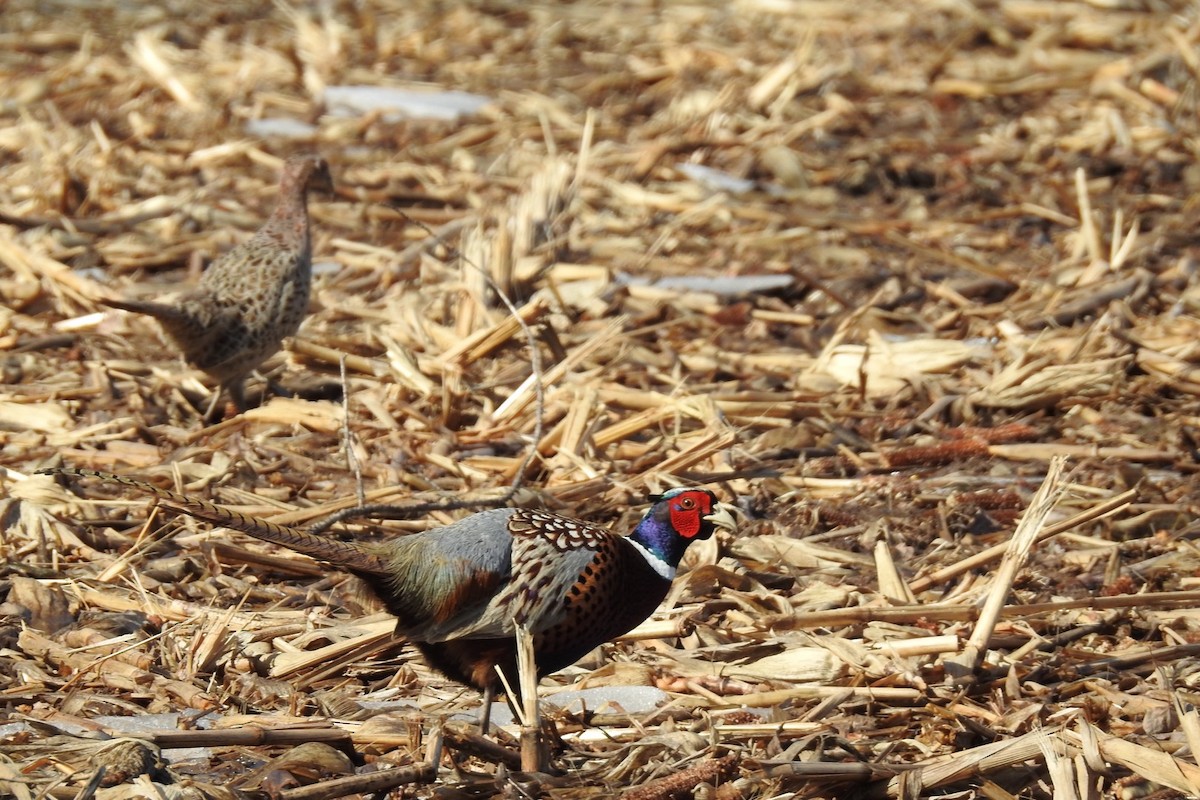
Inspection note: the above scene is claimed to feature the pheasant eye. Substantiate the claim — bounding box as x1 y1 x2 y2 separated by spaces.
677 497 696 510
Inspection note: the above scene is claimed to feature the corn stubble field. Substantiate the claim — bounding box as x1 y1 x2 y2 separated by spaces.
3 0 1200 798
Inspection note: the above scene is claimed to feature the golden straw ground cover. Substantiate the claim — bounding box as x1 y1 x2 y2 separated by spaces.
4 1 1200 797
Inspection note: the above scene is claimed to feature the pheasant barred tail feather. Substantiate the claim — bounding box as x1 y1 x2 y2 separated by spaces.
99 294 215 351
36 467 387 575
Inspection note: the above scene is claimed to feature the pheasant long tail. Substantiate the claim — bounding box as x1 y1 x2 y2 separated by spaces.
99 296 203 345
38 467 388 575
100 296 190 323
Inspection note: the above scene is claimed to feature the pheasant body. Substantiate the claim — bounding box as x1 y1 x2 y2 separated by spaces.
40 469 735 707
367 506 698 691
104 155 333 413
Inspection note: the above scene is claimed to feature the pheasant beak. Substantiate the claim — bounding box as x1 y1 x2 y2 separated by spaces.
704 503 738 534
312 160 335 194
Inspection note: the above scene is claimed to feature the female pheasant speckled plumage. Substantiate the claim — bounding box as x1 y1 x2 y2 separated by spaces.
40 468 735 726
103 155 333 415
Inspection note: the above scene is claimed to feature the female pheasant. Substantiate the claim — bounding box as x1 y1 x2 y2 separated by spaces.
102 155 333 416
41 469 735 724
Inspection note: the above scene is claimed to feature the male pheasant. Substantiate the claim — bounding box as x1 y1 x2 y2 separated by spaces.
102 155 333 416
41 469 736 725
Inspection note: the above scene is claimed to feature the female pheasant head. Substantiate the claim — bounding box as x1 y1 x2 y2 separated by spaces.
626 487 736 580
258 155 334 245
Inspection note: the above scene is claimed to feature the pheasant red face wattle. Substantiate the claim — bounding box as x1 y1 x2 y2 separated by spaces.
667 491 713 539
